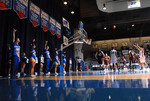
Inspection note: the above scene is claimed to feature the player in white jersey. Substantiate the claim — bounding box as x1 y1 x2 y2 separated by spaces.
110 47 118 71
134 44 148 70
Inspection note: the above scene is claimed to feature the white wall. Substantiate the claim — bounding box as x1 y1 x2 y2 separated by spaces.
96 0 150 13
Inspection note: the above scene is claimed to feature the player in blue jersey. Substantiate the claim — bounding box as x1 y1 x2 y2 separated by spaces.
62 54 67 74
54 48 59 75
30 39 36 77
44 41 52 76
11 29 20 79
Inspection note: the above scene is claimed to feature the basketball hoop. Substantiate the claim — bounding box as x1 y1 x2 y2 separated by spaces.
83 39 92 45
58 21 91 52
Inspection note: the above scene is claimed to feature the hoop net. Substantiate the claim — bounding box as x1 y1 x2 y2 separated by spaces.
83 39 92 45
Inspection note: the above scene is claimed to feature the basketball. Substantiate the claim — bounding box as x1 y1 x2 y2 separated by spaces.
113 25 116 29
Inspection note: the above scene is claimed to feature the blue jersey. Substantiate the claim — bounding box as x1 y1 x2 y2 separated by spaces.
45 49 50 59
55 54 59 63
31 48 36 60
13 42 20 57
63 57 66 64
85 62 88 66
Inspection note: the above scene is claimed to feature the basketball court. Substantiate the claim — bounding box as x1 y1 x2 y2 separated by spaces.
0 70 150 101
1 0 150 101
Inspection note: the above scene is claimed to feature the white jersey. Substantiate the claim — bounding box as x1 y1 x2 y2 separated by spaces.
69 60 72 65
139 50 145 63
110 49 117 64
41 57 44 64
77 58 82 63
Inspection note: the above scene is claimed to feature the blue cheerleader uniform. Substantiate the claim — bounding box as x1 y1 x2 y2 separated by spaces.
30 48 36 63
11 42 20 78
44 49 51 74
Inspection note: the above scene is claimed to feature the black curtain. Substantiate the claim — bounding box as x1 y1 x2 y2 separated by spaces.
0 0 80 76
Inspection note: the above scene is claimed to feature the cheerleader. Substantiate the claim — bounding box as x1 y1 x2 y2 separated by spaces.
11 29 20 79
54 49 59 75
21 52 28 77
69 58 72 72
39 54 44 75
62 54 67 74
44 41 52 75
134 44 148 70
104 53 110 70
30 39 36 77
8 44 12 77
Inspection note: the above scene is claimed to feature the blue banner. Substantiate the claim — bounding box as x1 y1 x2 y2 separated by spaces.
56 22 61 38
29 2 40 27
62 17 70 29
49 17 56 35
0 0 12 10
13 0 28 19
41 10 49 32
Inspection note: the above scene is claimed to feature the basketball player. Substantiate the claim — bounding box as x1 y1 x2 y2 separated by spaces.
69 58 72 72
76 56 82 72
44 41 52 76
62 54 67 74
30 39 36 77
134 44 148 70
39 54 44 75
121 56 127 68
54 49 59 75
129 48 136 70
104 53 110 70
95 48 105 69
110 47 118 71
21 52 28 77
8 44 12 77
11 29 20 79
